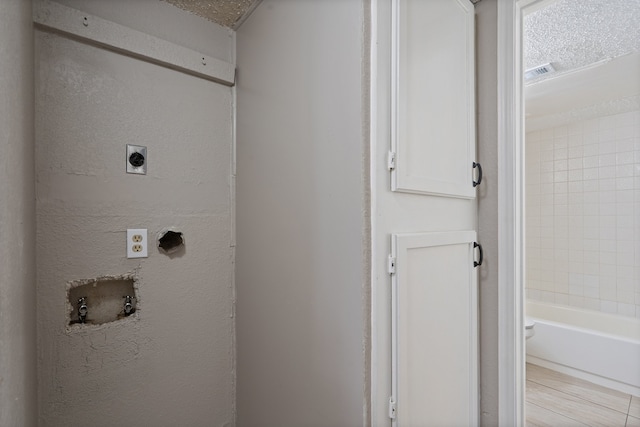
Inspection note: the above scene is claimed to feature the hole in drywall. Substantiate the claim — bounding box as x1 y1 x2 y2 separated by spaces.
68 277 137 326
157 230 185 255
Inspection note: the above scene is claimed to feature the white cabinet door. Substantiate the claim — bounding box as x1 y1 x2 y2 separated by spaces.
391 231 479 427
373 0 479 424
391 0 476 198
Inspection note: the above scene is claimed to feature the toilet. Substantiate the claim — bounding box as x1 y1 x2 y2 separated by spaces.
525 317 536 340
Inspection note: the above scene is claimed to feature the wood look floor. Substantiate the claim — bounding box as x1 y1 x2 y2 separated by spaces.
526 363 640 427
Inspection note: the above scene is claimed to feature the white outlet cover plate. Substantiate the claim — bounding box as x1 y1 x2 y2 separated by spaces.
127 228 148 258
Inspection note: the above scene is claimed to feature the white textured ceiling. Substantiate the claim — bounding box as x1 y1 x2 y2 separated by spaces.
524 0 640 130
524 0 640 81
162 0 261 29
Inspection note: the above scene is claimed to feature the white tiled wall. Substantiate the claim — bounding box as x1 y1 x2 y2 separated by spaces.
525 110 640 318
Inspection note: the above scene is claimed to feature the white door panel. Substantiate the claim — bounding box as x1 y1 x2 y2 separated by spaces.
392 232 479 427
391 0 476 198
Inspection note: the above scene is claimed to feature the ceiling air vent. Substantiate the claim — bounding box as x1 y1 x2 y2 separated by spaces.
524 63 556 81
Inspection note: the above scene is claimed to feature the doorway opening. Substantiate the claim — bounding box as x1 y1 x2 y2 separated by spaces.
520 0 640 425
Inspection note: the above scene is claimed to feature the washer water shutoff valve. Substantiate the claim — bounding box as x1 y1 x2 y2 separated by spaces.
77 297 88 323
123 295 134 316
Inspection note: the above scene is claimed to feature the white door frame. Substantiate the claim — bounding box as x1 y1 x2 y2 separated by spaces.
497 0 552 425
497 0 524 425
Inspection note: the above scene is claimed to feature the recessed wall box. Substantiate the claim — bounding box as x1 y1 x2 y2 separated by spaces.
67 277 137 326
126 144 147 175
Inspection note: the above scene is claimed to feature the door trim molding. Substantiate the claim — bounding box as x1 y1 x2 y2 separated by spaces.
497 0 525 425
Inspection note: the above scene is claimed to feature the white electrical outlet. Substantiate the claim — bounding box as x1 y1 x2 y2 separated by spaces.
127 229 148 258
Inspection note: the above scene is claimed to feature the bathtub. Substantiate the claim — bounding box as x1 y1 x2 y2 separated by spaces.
526 300 640 396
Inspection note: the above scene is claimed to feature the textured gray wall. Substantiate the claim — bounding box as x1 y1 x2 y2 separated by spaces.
476 0 499 425
34 3 235 425
0 0 37 425
235 0 367 425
